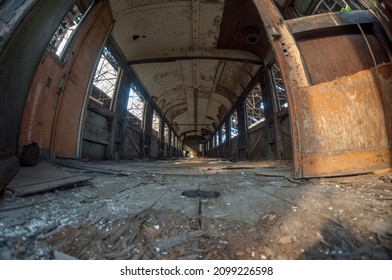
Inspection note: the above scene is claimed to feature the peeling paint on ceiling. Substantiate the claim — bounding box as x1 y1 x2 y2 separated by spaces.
109 0 267 139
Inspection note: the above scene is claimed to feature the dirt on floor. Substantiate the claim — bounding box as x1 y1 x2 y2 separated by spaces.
0 158 391 260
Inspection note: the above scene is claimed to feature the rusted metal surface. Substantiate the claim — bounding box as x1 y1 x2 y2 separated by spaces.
217 0 269 58
297 27 390 85
287 10 376 36
252 0 311 177
19 1 113 158
19 52 66 156
52 1 113 157
297 66 392 177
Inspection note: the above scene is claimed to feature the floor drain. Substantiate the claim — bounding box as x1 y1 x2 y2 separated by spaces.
182 190 220 198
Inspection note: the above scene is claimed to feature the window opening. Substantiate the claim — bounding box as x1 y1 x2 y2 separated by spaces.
127 84 145 128
152 111 160 138
231 111 239 139
164 124 169 143
270 62 288 110
221 124 227 143
91 47 120 110
49 4 84 58
246 83 265 129
312 0 359 14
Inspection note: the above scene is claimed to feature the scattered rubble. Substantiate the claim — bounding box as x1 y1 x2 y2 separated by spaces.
0 159 391 259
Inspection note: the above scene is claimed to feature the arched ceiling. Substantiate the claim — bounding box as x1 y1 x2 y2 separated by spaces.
109 0 269 140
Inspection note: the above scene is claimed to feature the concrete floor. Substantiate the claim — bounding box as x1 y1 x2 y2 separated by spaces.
0 158 391 259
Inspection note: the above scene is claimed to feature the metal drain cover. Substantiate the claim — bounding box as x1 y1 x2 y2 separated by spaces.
182 190 220 198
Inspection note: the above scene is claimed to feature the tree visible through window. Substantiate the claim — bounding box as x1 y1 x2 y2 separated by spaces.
91 47 119 110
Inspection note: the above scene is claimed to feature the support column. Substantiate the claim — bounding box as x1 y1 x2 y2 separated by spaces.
107 68 129 160
236 101 248 159
261 69 284 160
168 129 172 158
218 128 222 158
143 101 153 159
253 0 311 177
159 121 165 159
225 117 231 159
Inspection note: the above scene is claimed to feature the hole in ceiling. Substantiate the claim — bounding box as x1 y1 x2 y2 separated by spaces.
182 190 221 198
132 35 146 41
242 26 260 45
246 34 259 44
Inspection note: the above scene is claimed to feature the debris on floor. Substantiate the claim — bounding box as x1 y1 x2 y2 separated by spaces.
0 159 391 259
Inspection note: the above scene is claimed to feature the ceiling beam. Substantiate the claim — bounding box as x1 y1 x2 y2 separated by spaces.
126 48 263 65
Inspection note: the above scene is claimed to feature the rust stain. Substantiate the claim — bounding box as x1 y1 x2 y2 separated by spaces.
296 66 392 177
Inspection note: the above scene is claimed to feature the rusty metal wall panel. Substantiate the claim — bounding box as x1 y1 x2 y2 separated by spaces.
376 64 392 143
297 30 390 85
19 53 66 157
19 1 113 159
296 66 392 177
52 1 113 157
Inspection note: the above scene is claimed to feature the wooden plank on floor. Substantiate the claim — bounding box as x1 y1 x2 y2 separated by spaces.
255 168 292 178
7 161 72 189
8 176 93 196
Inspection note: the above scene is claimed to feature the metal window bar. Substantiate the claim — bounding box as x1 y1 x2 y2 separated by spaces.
231 111 239 139
312 0 353 14
127 85 145 128
152 111 160 138
246 83 265 129
164 124 169 143
92 47 119 109
222 123 226 143
270 62 288 110
49 5 83 57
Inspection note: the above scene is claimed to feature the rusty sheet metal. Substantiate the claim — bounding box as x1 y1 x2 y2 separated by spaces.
296 66 392 177
19 1 113 158
52 1 113 157
19 53 66 154
297 29 390 85
252 0 311 178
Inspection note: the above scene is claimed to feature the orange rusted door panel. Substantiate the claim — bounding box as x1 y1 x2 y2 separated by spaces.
52 1 113 157
296 66 392 177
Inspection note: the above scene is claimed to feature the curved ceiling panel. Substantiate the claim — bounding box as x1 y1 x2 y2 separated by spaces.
109 0 268 139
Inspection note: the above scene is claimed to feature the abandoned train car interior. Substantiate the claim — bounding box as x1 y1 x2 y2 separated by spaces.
0 0 391 260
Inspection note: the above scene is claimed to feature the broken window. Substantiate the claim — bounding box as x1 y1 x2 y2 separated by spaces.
312 0 362 14
231 111 239 139
214 133 219 147
293 0 363 16
127 84 145 128
246 83 265 129
48 4 84 58
152 111 160 138
270 62 288 110
164 124 169 143
91 47 120 110
221 124 227 143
